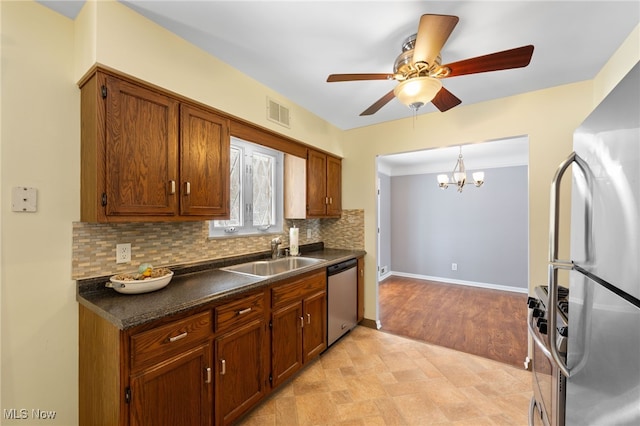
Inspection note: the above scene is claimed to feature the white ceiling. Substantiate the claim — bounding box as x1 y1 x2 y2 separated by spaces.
39 1 639 132
377 136 529 176
38 1 637 171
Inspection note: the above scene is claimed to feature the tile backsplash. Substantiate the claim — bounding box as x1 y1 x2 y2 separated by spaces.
72 209 364 279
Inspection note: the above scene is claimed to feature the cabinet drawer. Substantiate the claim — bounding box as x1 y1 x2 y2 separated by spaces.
215 292 264 334
130 311 212 371
272 271 326 308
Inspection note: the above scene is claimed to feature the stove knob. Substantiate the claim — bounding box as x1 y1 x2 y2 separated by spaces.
558 327 568 337
527 297 539 308
532 308 544 318
538 321 548 335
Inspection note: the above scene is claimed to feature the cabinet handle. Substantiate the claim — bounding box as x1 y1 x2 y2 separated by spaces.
325 197 329 205
300 316 304 328
169 180 176 195
205 367 212 384
168 332 187 343
185 181 191 195
307 313 311 324
220 359 226 375
329 197 333 205
237 307 252 315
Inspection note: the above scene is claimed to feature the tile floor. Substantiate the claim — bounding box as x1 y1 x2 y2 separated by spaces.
238 326 533 425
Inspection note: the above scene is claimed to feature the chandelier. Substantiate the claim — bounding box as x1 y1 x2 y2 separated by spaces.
437 146 485 192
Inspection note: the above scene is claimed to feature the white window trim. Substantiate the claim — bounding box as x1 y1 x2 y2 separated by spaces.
209 137 284 238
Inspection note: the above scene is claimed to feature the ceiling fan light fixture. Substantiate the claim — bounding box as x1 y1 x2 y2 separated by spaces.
393 77 442 111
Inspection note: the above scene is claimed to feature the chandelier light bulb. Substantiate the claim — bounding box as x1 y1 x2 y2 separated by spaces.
472 171 485 187
437 174 449 189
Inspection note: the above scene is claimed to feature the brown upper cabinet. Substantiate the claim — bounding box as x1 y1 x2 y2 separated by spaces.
306 149 342 218
80 66 341 223
79 68 230 222
180 104 230 217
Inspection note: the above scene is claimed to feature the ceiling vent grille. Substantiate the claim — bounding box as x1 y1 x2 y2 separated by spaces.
267 97 290 128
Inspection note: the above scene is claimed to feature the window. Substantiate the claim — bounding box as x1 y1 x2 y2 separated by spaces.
210 137 283 237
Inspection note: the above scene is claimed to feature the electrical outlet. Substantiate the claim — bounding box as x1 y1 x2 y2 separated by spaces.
307 228 312 239
451 263 458 271
380 266 388 275
116 243 131 264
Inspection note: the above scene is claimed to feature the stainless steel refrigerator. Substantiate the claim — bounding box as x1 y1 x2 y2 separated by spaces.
548 62 640 425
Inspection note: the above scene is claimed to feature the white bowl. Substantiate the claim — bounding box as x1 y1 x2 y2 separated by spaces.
107 271 174 295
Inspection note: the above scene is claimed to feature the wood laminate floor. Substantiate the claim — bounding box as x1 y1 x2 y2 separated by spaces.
378 276 529 368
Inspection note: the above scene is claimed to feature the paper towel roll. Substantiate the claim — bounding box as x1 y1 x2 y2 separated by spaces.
289 227 299 256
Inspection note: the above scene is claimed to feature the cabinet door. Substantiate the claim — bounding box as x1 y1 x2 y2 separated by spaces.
326 155 342 217
283 154 307 219
105 76 178 217
129 343 211 426
215 319 267 426
303 291 327 362
271 302 303 388
306 149 327 217
180 104 230 217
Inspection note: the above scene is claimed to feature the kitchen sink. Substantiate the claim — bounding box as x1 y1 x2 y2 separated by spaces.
221 257 326 278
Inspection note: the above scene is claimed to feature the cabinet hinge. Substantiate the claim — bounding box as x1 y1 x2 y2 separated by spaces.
101 85 107 99
125 387 131 404
101 193 107 206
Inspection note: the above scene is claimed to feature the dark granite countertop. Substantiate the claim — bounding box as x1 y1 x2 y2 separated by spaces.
77 245 365 330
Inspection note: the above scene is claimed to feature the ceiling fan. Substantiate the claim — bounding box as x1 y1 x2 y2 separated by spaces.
326 14 534 116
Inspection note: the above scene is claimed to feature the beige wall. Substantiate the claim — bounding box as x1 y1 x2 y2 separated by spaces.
1 1 80 424
1 0 637 423
342 81 599 320
343 24 639 321
76 0 344 156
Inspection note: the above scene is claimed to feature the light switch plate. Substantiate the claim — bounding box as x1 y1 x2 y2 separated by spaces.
12 187 37 212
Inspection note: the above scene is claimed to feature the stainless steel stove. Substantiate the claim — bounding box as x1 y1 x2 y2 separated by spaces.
527 285 569 426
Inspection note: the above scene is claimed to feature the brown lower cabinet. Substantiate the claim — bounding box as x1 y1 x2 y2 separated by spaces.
130 343 212 426
213 290 268 426
271 271 327 387
79 268 330 426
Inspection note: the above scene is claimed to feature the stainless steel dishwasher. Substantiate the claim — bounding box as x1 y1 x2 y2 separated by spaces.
327 258 358 346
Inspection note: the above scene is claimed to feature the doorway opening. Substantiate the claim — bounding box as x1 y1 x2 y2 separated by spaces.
375 136 530 366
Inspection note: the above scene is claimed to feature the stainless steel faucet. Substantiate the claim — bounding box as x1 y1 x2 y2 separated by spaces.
270 237 282 259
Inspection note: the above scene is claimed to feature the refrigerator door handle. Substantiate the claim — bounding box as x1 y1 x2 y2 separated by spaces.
548 264 571 377
549 151 591 266
528 396 538 426
527 309 552 359
548 151 590 378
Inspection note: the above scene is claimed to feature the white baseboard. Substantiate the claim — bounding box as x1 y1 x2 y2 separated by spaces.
379 271 393 281
386 271 529 294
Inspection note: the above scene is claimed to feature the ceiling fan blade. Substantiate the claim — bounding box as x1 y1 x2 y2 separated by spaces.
431 86 462 112
360 90 396 116
413 14 459 67
442 45 534 78
327 73 394 82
